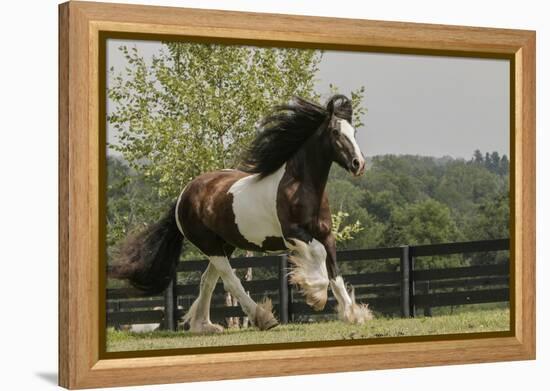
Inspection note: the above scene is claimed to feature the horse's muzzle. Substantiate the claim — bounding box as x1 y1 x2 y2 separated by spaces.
350 156 366 176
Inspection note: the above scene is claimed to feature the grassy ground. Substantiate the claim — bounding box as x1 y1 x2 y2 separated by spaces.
106 308 509 352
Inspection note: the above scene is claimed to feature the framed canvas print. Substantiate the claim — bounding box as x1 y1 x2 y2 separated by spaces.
58 1 536 389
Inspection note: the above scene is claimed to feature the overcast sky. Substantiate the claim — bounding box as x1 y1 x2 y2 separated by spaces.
107 39 509 159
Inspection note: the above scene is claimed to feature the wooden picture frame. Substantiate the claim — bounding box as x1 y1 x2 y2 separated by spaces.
58 1 536 388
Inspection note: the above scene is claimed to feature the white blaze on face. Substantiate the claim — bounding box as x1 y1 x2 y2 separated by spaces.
339 119 365 169
228 165 286 247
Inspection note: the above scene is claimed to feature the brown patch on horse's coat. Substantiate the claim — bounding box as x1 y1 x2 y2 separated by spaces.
260 236 286 252
176 170 286 256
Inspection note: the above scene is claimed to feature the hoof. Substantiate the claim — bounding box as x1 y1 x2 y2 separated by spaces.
337 288 373 324
339 302 373 324
187 321 224 334
258 315 279 331
254 298 279 331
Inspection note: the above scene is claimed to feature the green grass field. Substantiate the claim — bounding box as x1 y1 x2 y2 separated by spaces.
106 308 509 352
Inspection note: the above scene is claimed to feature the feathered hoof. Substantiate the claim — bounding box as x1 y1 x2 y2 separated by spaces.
339 302 373 324
184 321 224 334
254 298 279 331
337 288 373 325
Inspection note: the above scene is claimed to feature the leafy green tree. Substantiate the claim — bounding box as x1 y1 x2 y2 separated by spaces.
331 211 363 244
106 156 160 259
382 199 463 269
434 161 501 212
467 194 510 240
490 152 501 173
384 199 460 246
465 193 510 265
363 190 396 222
109 43 322 201
326 177 384 250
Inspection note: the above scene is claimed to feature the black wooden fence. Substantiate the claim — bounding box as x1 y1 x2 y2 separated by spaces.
106 238 510 330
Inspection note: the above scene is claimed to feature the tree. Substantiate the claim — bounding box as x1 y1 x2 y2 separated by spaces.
499 155 509 176
384 199 460 246
473 149 484 164
467 194 510 240
331 211 363 244
106 156 159 258
434 161 500 212
326 177 385 250
465 193 510 265
490 151 501 173
383 199 463 269
109 43 322 202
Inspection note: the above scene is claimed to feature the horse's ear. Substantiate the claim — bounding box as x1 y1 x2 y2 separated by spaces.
327 95 353 122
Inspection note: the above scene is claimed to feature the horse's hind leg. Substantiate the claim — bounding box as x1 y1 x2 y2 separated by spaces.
209 256 278 331
182 263 224 333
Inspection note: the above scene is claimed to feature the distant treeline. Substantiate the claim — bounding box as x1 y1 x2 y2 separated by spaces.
326 150 509 272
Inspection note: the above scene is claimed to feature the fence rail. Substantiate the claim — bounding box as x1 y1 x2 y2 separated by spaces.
106 238 510 329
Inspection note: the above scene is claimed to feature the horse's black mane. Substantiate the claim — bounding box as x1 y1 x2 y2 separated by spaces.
240 95 352 177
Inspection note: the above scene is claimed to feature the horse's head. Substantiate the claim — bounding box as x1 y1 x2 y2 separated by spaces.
324 95 365 176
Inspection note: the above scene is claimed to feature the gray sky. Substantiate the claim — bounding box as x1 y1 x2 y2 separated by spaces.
316 51 509 158
107 39 509 159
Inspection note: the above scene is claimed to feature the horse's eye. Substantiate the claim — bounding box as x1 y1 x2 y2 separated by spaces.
332 128 339 136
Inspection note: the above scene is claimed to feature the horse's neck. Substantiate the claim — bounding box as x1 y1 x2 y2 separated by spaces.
287 134 332 195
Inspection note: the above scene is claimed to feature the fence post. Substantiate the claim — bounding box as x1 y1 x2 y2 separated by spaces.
423 281 432 317
113 301 121 331
279 255 289 324
163 269 178 331
409 254 416 318
400 245 410 318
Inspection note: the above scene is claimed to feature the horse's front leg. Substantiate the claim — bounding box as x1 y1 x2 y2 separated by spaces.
284 225 330 311
323 234 373 324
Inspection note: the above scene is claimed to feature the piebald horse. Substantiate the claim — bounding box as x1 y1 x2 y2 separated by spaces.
110 95 372 333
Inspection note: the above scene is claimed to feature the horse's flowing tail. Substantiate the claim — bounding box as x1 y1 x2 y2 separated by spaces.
108 203 183 294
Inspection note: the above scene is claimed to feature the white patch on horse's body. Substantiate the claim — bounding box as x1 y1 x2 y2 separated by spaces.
286 238 329 310
228 165 286 247
174 184 188 236
339 119 365 167
330 275 373 324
